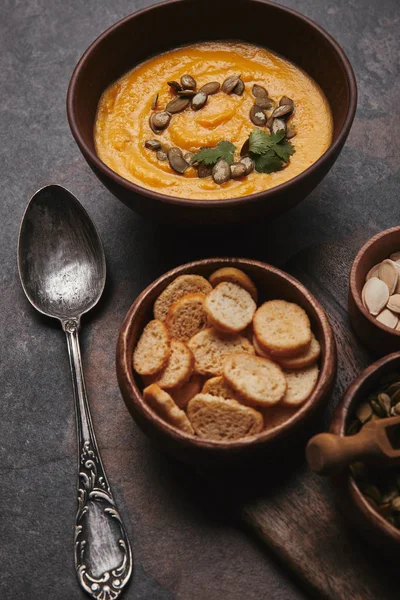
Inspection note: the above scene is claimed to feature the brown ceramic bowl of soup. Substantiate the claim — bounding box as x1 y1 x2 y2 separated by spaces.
330 352 400 558
116 258 337 469
349 226 400 356
67 0 357 224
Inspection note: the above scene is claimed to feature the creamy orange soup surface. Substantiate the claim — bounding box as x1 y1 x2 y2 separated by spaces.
95 42 333 200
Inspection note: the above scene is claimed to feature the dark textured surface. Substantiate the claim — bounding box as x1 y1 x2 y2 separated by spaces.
1 0 399 599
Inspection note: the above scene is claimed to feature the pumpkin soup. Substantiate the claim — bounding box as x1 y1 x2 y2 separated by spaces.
95 42 333 200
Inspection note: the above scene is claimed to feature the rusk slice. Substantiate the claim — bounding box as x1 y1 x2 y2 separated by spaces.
253 300 312 358
165 293 208 342
187 394 263 440
202 376 239 400
143 384 194 434
223 353 286 406
209 267 258 302
133 319 170 376
171 375 203 409
154 275 212 321
277 334 320 369
282 364 319 406
204 282 256 333
151 340 193 389
188 328 254 376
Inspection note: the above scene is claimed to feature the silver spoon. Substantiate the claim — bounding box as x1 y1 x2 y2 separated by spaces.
18 184 132 599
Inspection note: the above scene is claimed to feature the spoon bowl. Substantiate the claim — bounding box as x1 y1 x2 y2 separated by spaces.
18 185 132 599
18 184 106 322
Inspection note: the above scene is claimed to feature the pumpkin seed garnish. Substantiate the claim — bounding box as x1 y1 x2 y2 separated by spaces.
240 138 250 157
251 84 274 109
167 80 183 93
230 162 247 178
151 93 159 110
191 92 208 110
197 163 213 178
145 139 162 151
286 123 297 139
212 159 231 184
272 118 286 135
232 77 244 96
149 111 171 133
250 105 267 127
280 96 295 110
272 104 294 119
240 156 255 175
156 149 168 161
199 81 220 95
167 147 190 174
378 392 392 415
180 74 196 90
222 75 241 94
166 97 190 114
183 151 195 165
177 89 197 98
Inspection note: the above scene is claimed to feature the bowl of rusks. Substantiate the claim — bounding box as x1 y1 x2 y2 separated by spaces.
117 259 336 467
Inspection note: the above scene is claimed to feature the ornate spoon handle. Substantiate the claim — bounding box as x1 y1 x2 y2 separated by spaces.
63 319 132 600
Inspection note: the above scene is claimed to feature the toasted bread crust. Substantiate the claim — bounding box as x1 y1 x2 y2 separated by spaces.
278 334 320 369
253 300 312 358
209 267 258 302
187 394 263 440
143 384 194 434
171 375 203 409
151 340 194 389
223 353 287 406
281 364 319 406
154 275 212 321
204 282 256 333
202 376 239 400
188 328 255 376
165 293 208 342
133 319 170 376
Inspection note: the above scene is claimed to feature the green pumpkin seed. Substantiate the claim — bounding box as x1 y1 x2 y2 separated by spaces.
149 111 171 133
212 159 231 184
167 80 182 93
232 77 244 96
240 156 255 175
191 92 208 110
167 147 189 174
272 104 293 119
197 163 213 178
378 392 391 415
156 150 168 161
230 162 247 178
370 398 386 417
250 105 267 127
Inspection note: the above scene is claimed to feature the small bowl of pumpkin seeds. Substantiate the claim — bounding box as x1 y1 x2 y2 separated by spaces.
349 226 400 356
330 352 400 557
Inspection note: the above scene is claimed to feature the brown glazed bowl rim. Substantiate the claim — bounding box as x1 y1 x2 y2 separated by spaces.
350 226 400 338
67 0 357 209
331 352 400 543
117 258 336 452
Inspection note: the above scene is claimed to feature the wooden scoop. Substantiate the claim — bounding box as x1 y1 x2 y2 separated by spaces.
306 416 400 475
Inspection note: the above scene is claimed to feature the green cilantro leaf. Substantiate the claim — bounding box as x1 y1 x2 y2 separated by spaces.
253 150 285 174
248 128 286 154
193 140 236 166
247 127 295 173
273 139 295 162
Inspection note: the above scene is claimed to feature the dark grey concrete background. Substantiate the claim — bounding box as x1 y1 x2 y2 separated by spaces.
1 0 399 598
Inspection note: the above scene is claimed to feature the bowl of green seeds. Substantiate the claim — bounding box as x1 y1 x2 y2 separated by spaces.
330 352 400 557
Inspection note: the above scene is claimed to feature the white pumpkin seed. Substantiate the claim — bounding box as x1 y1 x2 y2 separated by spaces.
378 259 398 294
366 262 381 280
362 277 390 315
376 308 398 329
387 294 400 314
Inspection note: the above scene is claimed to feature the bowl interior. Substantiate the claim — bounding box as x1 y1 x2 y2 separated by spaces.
351 226 400 336
119 258 335 449
332 353 400 540
70 0 352 158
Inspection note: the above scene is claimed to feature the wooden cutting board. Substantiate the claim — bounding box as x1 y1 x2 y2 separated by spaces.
233 243 400 600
